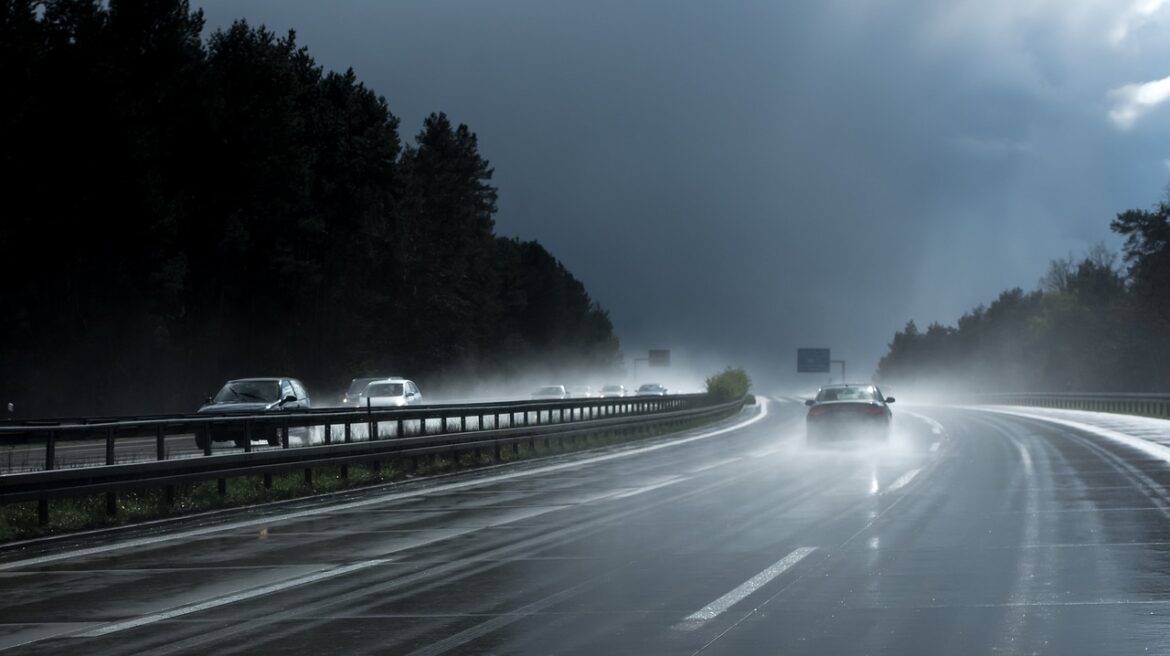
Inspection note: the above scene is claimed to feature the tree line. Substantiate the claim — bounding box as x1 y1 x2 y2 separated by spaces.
0 0 620 416
875 196 1170 393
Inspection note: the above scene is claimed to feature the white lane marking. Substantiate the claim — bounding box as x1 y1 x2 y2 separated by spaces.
0 400 770 571
979 406 1170 467
687 457 742 474
929 441 940 452
885 468 922 493
76 559 390 637
682 547 817 625
747 446 782 459
1015 436 1035 478
902 411 946 436
608 476 686 500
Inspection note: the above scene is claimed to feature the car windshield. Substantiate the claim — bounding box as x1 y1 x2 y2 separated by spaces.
212 380 281 404
366 382 404 397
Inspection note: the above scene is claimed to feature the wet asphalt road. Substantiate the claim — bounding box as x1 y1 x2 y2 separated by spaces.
3 398 1170 655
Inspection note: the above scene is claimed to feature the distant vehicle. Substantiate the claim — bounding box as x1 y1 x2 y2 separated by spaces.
804 384 894 444
358 378 423 407
568 385 595 398
532 385 568 400
635 383 668 396
341 377 391 406
599 384 626 398
196 377 311 449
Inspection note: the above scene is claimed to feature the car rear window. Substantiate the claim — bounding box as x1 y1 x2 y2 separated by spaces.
817 387 876 402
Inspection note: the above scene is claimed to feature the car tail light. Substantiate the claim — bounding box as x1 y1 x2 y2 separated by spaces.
808 405 829 417
864 405 884 415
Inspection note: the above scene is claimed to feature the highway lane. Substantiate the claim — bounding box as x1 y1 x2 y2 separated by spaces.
4 399 1170 654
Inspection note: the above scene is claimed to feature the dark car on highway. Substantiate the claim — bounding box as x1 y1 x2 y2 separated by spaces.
196 377 311 449
804 384 894 444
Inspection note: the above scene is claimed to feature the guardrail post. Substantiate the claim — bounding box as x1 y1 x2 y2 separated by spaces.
460 414 466 432
345 421 352 443
243 421 252 453
419 416 426 437
156 425 166 461
203 425 212 456
106 427 117 517
397 416 404 438
324 422 332 445
105 426 115 466
281 422 289 449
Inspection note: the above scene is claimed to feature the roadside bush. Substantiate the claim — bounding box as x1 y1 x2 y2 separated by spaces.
706 368 751 401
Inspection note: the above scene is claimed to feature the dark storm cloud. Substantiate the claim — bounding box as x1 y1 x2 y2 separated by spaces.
198 0 1170 388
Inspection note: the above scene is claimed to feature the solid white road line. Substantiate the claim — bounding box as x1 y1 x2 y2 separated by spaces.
0 400 770 572
608 476 687 500
683 547 817 624
687 457 743 474
76 559 391 638
885 467 922 493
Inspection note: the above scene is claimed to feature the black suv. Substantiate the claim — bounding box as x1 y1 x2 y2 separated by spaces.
195 377 311 449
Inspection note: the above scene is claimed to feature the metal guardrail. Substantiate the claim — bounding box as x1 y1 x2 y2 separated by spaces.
0 394 744 523
967 393 1170 419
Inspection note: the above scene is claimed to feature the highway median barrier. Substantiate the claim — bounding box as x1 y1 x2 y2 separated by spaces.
0 394 747 542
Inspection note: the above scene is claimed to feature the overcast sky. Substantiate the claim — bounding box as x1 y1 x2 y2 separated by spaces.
197 0 1170 390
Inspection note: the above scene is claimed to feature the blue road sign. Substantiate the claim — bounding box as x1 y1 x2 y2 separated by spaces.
797 348 831 373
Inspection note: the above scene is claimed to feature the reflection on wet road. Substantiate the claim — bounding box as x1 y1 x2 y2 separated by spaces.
3 399 1170 655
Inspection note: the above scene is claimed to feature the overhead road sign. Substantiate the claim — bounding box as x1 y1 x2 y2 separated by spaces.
648 349 671 367
797 348 830 373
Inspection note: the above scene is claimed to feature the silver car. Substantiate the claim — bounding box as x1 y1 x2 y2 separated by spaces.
635 383 668 396
358 378 423 407
532 385 568 400
599 384 626 398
